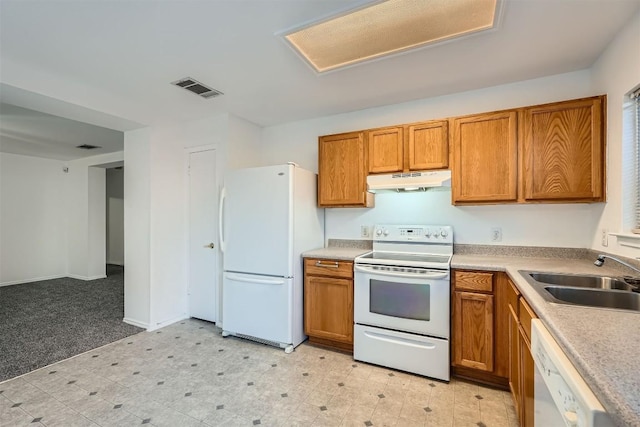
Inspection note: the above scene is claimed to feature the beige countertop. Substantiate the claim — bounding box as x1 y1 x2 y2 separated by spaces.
452 254 640 427
302 247 370 261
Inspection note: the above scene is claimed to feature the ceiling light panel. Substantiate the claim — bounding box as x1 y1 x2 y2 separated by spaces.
285 0 498 73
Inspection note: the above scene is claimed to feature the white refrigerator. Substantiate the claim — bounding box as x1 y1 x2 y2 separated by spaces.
219 164 324 353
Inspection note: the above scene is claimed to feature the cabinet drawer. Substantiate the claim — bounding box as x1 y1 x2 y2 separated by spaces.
518 298 537 343
305 258 353 279
454 271 494 292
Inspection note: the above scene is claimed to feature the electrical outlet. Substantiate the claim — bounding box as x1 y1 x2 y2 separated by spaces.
361 225 370 238
491 227 502 242
602 229 608 247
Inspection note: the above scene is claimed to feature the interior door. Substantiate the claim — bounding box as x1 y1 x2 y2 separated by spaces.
188 149 218 322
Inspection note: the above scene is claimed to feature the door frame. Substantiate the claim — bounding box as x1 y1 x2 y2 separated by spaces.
184 144 222 324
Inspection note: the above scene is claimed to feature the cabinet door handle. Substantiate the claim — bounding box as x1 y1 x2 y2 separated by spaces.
315 261 339 268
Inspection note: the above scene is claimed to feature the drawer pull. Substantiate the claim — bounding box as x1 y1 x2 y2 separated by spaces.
315 261 339 268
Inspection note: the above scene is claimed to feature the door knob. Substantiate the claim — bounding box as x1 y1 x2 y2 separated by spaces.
204 243 215 249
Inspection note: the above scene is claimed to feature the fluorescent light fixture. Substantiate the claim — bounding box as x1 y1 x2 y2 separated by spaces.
284 0 499 73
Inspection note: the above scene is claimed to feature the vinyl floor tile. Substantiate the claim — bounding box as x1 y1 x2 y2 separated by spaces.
0 319 519 427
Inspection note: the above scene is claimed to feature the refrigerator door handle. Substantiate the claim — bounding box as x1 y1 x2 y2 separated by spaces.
225 273 285 286
218 187 226 253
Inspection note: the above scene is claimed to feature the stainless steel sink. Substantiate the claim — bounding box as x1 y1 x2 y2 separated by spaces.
544 286 640 311
520 270 640 312
528 272 636 291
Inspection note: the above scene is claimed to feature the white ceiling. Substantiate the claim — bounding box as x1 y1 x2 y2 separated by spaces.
0 104 124 161
1 0 639 159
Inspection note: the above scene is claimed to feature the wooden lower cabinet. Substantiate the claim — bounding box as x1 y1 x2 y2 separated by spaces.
507 280 522 418
520 328 535 427
451 270 509 387
453 291 494 371
506 275 537 427
303 258 354 352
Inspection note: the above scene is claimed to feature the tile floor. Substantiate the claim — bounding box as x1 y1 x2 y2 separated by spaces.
0 319 519 427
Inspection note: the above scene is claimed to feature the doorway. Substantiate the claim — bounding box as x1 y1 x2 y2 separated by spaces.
187 148 219 322
106 166 124 273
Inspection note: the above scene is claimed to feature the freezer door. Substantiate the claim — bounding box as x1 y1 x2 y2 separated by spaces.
222 165 293 277
222 272 293 344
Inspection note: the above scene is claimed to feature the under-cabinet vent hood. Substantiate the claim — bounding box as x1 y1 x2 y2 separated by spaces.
367 170 451 192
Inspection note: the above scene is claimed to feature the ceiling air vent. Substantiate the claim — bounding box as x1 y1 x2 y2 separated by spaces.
77 144 101 150
171 77 223 99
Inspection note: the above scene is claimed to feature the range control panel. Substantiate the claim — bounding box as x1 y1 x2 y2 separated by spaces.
372 224 453 244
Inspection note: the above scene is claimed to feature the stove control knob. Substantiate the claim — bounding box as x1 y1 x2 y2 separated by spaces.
375 228 383 236
440 229 449 238
424 229 432 238
383 229 390 236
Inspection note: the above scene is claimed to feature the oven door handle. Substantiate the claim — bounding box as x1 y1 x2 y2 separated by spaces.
354 265 448 280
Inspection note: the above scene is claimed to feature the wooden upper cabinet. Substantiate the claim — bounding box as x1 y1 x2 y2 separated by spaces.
367 121 449 174
367 127 403 173
451 111 518 204
318 132 373 207
521 96 605 202
407 120 449 170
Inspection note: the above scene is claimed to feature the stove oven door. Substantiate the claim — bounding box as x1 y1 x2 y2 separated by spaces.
354 264 450 339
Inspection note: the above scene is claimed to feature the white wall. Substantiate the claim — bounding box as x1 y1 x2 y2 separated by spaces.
0 153 67 285
66 151 123 280
106 168 124 265
124 128 151 328
261 70 604 247
123 113 263 330
590 10 640 258
88 166 106 277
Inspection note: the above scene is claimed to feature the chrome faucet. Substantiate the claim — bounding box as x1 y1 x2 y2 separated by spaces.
594 254 640 279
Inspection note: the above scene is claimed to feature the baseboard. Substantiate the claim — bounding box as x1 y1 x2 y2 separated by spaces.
0 275 66 287
123 317 150 329
67 274 107 281
146 314 190 332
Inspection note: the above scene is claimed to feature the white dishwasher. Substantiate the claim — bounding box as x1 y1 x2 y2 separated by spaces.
531 319 614 427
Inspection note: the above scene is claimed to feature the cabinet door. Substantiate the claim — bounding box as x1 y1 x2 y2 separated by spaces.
508 304 521 419
522 96 604 201
451 111 518 203
453 291 494 371
519 327 535 427
367 127 403 173
407 120 449 170
304 275 353 344
318 132 371 207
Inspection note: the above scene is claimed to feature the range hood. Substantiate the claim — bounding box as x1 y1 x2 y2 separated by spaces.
367 170 451 192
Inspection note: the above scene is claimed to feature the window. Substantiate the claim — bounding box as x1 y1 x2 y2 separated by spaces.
624 86 640 234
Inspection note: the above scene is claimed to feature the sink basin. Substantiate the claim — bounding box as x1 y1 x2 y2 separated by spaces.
528 272 636 291
544 286 640 311
519 270 640 312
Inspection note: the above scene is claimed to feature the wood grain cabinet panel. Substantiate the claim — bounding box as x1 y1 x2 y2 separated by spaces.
304 258 354 352
304 275 353 344
453 291 494 372
454 271 494 292
508 303 521 417
503 275 537 427
522 96 605 202
520 326 535 427
367 127 404 173
318 132 373 207
451 111 518 204
407 120 449 170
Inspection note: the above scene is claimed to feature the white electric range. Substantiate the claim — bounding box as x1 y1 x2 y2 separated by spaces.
353 224 453 381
